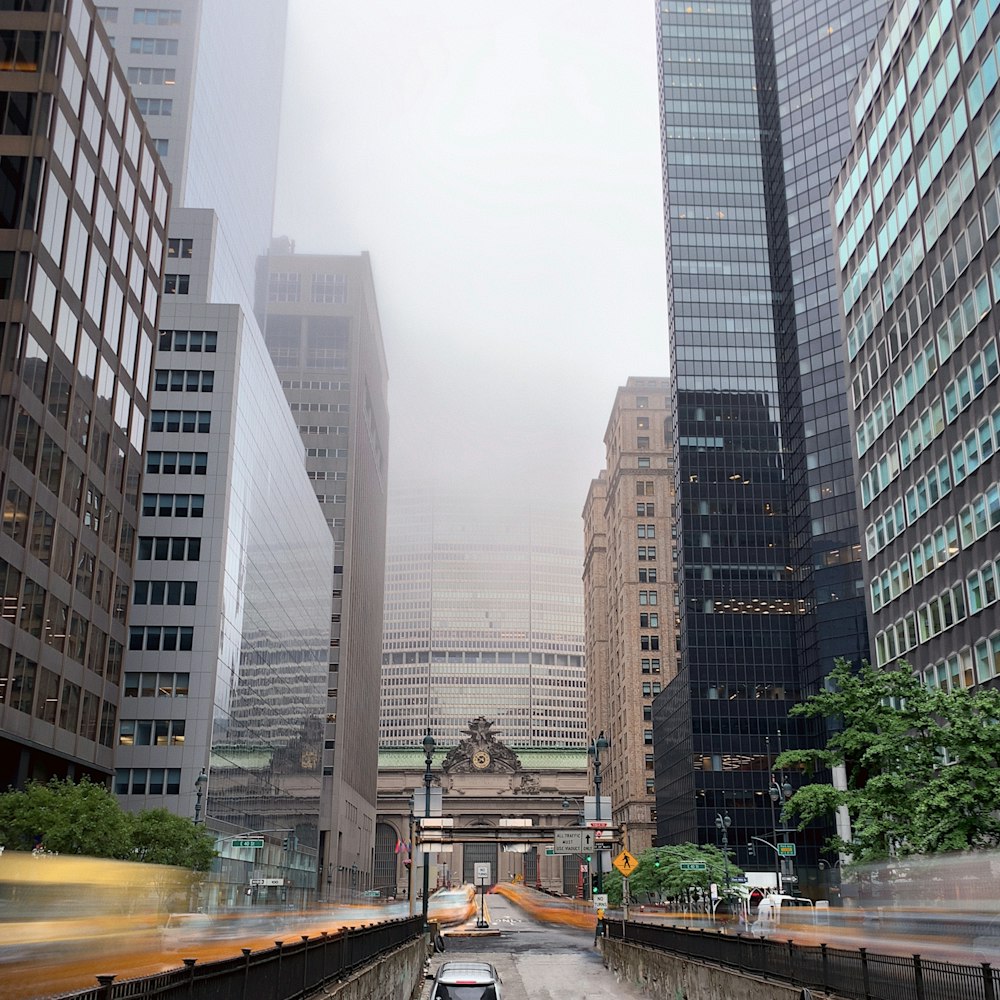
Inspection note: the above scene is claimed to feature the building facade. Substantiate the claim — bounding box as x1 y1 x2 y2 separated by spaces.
105 0 338 903
380 488 586 749
653 0 887 879
834 0 1000 691
258 244 390 900
584 378 676 853
0 0 169 788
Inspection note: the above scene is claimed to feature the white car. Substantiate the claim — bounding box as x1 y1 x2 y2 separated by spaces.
429 960 502 1000
750 894 815 937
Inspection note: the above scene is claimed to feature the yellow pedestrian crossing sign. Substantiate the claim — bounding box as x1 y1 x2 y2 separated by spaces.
613 850 638 876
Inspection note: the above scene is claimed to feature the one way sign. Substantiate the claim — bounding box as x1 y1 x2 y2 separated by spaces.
613 849 638 876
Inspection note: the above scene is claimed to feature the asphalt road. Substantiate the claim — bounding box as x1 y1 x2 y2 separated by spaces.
422 893 649 1000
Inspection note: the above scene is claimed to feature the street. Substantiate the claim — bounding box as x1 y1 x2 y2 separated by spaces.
423 892 649 1000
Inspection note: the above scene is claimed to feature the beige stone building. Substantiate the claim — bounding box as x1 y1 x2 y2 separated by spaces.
584 378 676 853
375 719 592 896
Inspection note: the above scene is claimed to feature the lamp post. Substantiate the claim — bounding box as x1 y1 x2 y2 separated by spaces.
193 767 207 824
715 810 732 904
767 731 794 892
420 730 435 931
587 731 609 895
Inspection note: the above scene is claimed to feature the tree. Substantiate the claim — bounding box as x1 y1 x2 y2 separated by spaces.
0 777 132 858
0 779 216 873
776 658 1000 863
600 842 743 907
129 809 216 871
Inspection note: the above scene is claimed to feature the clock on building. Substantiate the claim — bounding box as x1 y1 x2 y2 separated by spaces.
471 749 492 770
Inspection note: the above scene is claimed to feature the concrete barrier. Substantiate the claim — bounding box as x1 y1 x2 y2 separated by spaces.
602 938 822 1000
316 936 427 1000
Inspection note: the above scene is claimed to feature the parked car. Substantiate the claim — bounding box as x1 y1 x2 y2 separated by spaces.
428 960 502 1000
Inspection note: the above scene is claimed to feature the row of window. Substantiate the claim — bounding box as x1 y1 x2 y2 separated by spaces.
133 580 197 605
118 718 184 746
141 493 204 517
307 471 347 482
164 274 189 294
638 590 658 605
146 451 207 475
113 768 181 796
267 272 348 304
280 380 350 391
129 36 178 55
128 626 194 651
123 671 189 697
305 448 348 458
127 65 176 87
154 369 213 392
921 628 1000 693
636 502 656 515
288 402 350 413
636 524 656 538
157 330 217 353
137 536 201 561
871 517 958 612
1 649 117 745
149 410 211 433
637 546 657 561
298 425 348 436
134 97 172 116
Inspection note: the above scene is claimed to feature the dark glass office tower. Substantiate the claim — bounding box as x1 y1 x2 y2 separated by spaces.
653 0 887 885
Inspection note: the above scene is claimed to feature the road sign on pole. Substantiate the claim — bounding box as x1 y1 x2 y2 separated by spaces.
474 863 492 887
679 861 708 872
553 829 595 854
777 843 797 857
232 838 264 849
612 850 638 876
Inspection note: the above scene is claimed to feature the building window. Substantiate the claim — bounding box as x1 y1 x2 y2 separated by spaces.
636 480 654 496
637 524 656 539
637 545 656 561
118 718 185 745
640 635 660 651
311 273 347 304
95 6 118 22
158 330 217 353
638 568 657 583
127 625 194 651
149 410 211 433
638 457 651 468
167 238 193 259
639 613 659 628
643 730 653 745
134 97 173 116
123 671 189 697
136 536 201 561
268 271 301 302
129 37 179 55
133 8 181 25
152 138 168 156
164 273 189 294
133 580 197 605
636 502 656 516
637 416 650 430
114 767 181 795
127 66 177 86
637 396 649 408
637 436 650 450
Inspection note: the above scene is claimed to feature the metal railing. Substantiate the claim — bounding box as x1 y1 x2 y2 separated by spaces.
603 919 997 1000
51 916 424 1000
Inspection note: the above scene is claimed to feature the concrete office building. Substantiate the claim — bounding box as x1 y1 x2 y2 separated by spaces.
0 0 169 788
834 0 1000 690
584 378 676 853
105 0 336 904
380 488 586 749
653 0 888 879
258 243 390 899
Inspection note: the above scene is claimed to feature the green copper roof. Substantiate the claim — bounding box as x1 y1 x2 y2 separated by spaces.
378 747 588 770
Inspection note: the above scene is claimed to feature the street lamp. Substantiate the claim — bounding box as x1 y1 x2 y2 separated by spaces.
767 731 795 892
420 730 435 931
193 767 207 824
587 731 609 895
715 810 732 904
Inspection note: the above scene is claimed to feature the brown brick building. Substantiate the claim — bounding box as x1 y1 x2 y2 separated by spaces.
583 377 676 852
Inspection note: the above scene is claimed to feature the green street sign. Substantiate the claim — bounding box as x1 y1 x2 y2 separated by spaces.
777 843 796 857
232 838 264 849
545 848 555 856
679 862 708 872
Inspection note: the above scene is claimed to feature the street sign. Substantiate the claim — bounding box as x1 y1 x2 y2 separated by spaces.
593 894 608 911
586 820 610 829
612 850 638 876
362 889 381 897
584 796 612 823
232 838 264 849
679 862 708 872
249 878 283 886
474 863 492 887
777 843 797 857
732 876 748 883
782 875 800 884
553 829 595 854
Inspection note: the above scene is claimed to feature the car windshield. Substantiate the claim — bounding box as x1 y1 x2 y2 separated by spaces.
434 985 497 1000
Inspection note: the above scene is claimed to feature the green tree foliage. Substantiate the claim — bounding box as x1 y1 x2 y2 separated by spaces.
600 842 743 906
0 777 132 857
0 778 216 870
776 658 1000 862
130 808 216 871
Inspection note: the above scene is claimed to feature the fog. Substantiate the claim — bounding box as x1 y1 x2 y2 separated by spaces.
274 0 668 511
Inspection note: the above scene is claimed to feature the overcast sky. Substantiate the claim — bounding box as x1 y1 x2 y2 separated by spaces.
273 0 668 516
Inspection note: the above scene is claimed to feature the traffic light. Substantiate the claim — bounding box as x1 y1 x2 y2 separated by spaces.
584 854 592 864
282 836 290 850
748 842 756 858
654 858 661 868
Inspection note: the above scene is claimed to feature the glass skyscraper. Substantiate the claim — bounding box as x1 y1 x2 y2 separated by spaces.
653 0 887 883
835 0 1000 693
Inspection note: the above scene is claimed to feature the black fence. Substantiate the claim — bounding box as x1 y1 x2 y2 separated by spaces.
51 916 424 1000
603 920 998 1000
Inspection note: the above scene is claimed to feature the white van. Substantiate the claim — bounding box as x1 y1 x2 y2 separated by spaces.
750 894 815 937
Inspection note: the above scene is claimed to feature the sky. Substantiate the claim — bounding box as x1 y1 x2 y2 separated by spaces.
273 0 668 516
